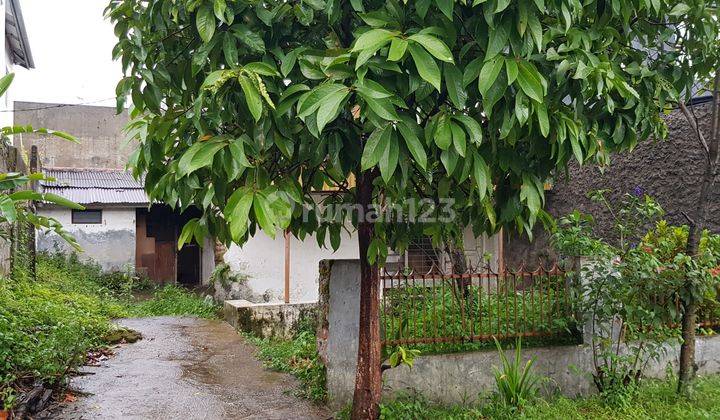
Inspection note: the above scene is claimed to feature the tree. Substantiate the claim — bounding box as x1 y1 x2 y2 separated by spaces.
106 0 717 416
676 65 720 390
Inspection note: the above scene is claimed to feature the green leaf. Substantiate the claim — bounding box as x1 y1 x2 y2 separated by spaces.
351 29 395 52
435 0 454 19
478 56 504 97
379 130 399 182
2 126 78 143
434 116 452 150
450 122 466 157
520 174 541 215
196 5 215 43
444 63 467 108
408 34 454 63
316 88 350 133
254 192 277 238
213 0 227 21
362 96 400 121
244 62 280 76
505 58 518 85
669 3 690 16
297 84 347 118
452 115 483 144
473 153 490 200
37 193 84 210
231 24 265 53
178 138 227 176
440 148 458 174
486 21 508 58
178 218 199 249
516 60 544 102
536 102 549 137
238 74 263 121
408 43 441 91
397 121 427 170
222 33 239 66
361 125 391 170
0 73 14 98
388 38 408 61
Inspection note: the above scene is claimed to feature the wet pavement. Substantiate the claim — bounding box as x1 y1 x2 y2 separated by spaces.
51 317 331 420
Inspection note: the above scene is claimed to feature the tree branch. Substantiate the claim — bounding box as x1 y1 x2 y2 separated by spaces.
678 101 710 157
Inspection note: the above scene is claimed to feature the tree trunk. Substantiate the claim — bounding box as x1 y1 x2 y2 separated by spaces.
351 170 382 420
678 158 714 392
678 300 697 392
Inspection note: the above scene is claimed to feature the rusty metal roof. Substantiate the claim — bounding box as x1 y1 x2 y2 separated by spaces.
40 168 149 206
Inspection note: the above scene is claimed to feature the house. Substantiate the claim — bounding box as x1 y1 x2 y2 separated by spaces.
35 167 216 285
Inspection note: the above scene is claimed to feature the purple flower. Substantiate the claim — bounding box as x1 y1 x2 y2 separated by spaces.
632 186 644 197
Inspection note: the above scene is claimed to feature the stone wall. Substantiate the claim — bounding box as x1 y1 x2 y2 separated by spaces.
224 299 318 340
505 100 719 268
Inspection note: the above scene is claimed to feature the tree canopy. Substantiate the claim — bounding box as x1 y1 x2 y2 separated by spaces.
106 0 717 257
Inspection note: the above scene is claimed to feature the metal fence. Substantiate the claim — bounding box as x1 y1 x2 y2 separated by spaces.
380 263 576 348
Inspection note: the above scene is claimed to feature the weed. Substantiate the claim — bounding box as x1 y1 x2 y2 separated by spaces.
243 323 327 403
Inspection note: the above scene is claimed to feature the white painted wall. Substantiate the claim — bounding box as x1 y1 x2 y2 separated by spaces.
224 226 502 304
36 206 136 271
224 229 359 303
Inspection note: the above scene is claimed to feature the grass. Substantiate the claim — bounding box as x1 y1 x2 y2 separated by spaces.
381 278 579 355
370 375 720 419
0 253 219 409
242 320 327 403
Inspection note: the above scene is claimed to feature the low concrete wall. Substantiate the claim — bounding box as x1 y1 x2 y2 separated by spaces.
383 336 720 404
224 299 317 340
317 258 720 408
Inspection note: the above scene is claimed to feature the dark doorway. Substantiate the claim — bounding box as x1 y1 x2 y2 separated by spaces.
135 205 202 286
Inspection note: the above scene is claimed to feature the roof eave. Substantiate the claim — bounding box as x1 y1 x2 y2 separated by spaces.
7 0 34 69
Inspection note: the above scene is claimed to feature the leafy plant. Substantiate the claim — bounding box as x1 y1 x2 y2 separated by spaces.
492 337 539 410
387 346 421 369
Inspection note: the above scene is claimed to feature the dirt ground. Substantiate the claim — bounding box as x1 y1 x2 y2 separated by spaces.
49 316 331 420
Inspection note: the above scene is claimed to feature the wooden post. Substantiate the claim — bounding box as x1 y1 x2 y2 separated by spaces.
284 229 290 304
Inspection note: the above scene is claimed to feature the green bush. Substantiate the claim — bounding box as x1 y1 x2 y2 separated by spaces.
0 277 117 409
127 285 218 319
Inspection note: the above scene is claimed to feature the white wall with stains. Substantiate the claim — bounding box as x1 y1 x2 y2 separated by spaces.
224 229 359 303
36 206 137 271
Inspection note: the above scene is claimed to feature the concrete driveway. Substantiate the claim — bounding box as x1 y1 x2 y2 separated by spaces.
50 317 331 420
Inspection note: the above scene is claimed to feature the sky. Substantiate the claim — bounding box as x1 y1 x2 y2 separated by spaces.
13 0 121 106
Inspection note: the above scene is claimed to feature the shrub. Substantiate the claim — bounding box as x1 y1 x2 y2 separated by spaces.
492 338 539 411
127 285 218 319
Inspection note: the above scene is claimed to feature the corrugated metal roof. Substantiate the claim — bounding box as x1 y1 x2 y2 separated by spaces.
40 168 149 206
41 168 143 189
42 187 149 205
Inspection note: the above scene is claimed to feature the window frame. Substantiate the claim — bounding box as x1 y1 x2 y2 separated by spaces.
71 209 103 224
